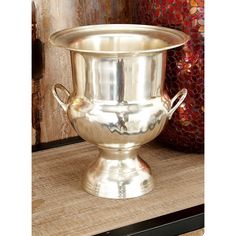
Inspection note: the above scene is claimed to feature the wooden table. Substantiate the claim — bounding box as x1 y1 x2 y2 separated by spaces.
32 141 204 236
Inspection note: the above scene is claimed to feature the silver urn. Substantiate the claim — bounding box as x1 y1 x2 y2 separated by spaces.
50 24 189 199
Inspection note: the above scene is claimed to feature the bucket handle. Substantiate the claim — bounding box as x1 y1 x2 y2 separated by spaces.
52 83 70 112
168 88 187 120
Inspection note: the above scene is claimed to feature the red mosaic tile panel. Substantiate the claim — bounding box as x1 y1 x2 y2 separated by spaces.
133 0 204 153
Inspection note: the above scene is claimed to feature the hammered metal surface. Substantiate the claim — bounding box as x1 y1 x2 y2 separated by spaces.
133 0 204 153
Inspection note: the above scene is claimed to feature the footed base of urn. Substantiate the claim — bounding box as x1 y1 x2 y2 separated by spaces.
82 146 154 199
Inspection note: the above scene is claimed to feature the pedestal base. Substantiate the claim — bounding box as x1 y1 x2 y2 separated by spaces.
83 147 154 199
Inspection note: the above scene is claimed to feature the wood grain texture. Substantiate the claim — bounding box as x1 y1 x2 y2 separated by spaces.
33 0 79 143
32 142 204 236
181 228 204 236
32 1 43 145
32 0 132 143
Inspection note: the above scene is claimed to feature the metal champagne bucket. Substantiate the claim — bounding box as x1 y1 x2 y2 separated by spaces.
50 24 189 199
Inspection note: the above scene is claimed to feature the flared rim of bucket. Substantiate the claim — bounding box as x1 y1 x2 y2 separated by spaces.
49 24 190 55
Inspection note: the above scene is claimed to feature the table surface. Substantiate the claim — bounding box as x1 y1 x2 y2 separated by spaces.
32 141 204 236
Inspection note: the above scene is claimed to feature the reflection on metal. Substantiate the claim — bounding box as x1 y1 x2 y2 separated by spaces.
51 24 188 199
